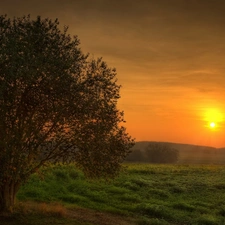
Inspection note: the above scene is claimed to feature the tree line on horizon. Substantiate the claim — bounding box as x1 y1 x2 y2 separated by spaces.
126 142 179 163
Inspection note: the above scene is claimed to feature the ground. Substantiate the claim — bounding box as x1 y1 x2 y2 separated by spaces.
66 207 137 225
0 202 137 225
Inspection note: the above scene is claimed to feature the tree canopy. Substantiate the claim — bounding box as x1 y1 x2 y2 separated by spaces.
146 143 179 163
0 15 134 212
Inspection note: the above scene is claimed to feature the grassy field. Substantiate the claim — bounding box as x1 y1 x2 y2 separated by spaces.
2 163 225 225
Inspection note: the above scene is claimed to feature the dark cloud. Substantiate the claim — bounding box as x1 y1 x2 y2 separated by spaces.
2 0 225 86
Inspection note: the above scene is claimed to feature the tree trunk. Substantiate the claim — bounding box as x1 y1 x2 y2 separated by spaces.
0 181 20 214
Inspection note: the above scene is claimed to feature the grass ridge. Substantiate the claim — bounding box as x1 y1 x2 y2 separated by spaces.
13 163 225 225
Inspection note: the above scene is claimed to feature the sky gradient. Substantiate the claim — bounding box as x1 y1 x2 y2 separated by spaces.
1 0 225 147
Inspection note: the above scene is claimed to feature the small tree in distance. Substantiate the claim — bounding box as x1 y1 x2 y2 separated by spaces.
125 149 146 162
0 15 134 213
146 142 179 163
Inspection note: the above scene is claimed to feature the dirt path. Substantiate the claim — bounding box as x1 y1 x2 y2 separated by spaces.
66 207 137 225
1 201 138 225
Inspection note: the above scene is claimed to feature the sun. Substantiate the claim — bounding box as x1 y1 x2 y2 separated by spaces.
204 108 223 130
209 122 216 128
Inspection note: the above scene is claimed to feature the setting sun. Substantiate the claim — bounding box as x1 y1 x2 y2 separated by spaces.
204 108 224 130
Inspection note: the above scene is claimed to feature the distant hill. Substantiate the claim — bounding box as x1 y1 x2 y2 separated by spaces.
126 141 225 164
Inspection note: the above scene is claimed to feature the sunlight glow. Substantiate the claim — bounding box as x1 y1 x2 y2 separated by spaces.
209 122 216 128
204 108 224 130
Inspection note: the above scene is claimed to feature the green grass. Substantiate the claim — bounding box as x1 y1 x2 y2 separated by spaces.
14 163 225 224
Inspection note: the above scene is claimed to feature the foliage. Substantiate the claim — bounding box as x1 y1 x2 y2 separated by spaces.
145 143 179 163
125 149 146 162
126 143 179 164
0 15 134 212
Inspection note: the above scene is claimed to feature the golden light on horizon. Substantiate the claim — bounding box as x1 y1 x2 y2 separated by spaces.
204 108 224 131
209 122 216 129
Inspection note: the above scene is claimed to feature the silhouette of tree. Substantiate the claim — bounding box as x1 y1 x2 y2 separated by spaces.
146 143 179 163
0 15 134 213
126 149 146 162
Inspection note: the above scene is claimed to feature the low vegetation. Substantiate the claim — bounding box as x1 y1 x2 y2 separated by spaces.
126 142 179 163
1 163 225 225
127 141 225 164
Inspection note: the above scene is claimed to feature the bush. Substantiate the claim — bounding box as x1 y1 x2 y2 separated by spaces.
145 143 179 163
126 149 146 162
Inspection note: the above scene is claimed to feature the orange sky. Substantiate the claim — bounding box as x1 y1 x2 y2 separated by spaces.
2 0 225 147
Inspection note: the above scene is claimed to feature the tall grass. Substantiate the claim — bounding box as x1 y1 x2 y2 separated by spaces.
17 163 225 225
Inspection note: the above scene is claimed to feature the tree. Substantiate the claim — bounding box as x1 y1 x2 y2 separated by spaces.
125 149 147 162
145 143 179 163
0 15 134 213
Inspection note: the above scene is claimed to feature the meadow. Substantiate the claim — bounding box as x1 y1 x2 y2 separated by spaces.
2 163 225 225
